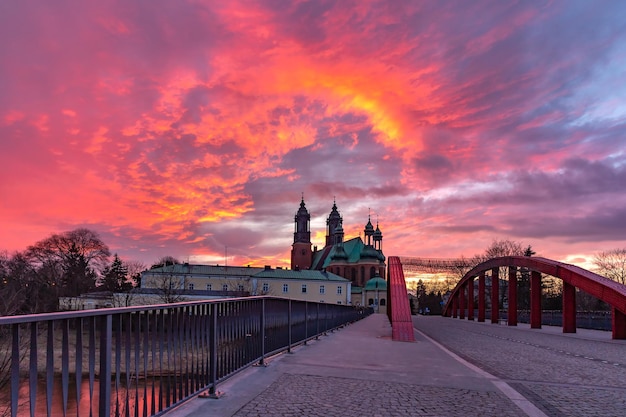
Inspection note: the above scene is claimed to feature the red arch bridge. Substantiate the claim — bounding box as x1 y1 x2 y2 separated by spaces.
441 256 626 339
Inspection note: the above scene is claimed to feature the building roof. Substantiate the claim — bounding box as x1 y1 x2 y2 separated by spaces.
313 237 384 269
145 264 264 277
253 268 349 282
364 277 387 291
143 264 348 282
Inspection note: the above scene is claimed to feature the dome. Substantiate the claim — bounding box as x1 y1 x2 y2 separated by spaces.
297 198 309 216
328 202 341 222
364 277 387 291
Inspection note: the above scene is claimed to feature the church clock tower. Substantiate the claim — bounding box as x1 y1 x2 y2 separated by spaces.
291 197 312 270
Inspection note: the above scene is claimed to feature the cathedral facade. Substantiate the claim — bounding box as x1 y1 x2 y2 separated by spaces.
290 199 386 288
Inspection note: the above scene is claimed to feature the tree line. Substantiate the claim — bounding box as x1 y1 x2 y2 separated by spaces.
0 228 149 315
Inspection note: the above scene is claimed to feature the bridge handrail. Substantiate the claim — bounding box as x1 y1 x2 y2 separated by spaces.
1 297 370 417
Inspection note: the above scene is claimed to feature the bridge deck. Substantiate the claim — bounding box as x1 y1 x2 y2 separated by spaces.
162 314 626 417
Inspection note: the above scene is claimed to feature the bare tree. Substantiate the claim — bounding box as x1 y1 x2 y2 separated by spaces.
126 260 146 287
475 239 528 309
150 256 180 269
483 239 525 260
143 267 186 304
593 249 626 285
26 228 110 308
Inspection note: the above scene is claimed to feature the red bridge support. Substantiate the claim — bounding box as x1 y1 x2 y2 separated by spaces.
563 282 576 333
443 256 626 340
530 270 542 329
459 283 466 320
387 257 416 342
478 272 485 322
508 267 517 326
467 276 474 321
491 268 499 324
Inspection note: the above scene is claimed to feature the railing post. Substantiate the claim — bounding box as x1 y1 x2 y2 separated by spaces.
304 301 308 345
99 314 112 417
287 299 292 353
11 324 19 417
259 298 266 366
208 303 218 396
324 303 328 334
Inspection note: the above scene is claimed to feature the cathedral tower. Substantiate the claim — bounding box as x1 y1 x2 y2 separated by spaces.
326 200 342 246
291 197 312 270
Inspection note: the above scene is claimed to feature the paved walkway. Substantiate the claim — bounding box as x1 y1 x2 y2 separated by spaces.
166 314 543 417
415 316 626 417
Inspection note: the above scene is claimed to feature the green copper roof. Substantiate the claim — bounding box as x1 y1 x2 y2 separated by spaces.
147 264 264 277
144 264 348 282
253 268 349 282
364 277 387 291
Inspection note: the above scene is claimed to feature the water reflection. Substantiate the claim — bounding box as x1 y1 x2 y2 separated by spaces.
7 375 164 417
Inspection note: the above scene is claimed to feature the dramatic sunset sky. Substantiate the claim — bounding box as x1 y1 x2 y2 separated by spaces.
1 0 625 270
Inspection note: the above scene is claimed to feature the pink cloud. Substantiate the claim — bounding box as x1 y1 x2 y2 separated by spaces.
0 0 625 268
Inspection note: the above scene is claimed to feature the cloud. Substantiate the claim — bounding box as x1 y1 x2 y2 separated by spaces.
1 0 625 268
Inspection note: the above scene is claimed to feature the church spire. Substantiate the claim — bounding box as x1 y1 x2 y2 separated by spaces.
326 200 342 247
294 196 310 243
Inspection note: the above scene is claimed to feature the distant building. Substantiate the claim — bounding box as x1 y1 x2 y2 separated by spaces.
140 263 352 305
290 198 387 311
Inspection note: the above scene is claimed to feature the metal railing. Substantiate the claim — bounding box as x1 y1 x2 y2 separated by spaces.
0 297 371 417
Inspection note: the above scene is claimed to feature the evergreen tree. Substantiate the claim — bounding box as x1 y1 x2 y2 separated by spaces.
100 254 133 292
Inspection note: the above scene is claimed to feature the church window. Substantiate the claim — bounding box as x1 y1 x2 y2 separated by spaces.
351 268 356 280
238 284 244 291
283 284 289 293
337 286 342 295
320 285 325 294
262 283 269 292
222 284 228 291
368 298 374 305
206 284 212 291
188 283 194 290
380 299 386 306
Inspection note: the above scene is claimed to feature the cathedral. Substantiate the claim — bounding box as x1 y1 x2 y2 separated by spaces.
290 199 386 288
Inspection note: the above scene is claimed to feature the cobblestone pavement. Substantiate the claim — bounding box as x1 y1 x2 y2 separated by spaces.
232 373 526 417
413 316 626 417
170 314 531 417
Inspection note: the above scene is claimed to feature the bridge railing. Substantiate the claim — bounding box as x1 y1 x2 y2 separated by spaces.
0 297 370 417
443 256 626 339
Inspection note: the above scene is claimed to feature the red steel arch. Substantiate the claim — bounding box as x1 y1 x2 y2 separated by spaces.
443 256 626 339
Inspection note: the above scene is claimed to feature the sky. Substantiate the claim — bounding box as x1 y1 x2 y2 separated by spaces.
1 0 625 271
